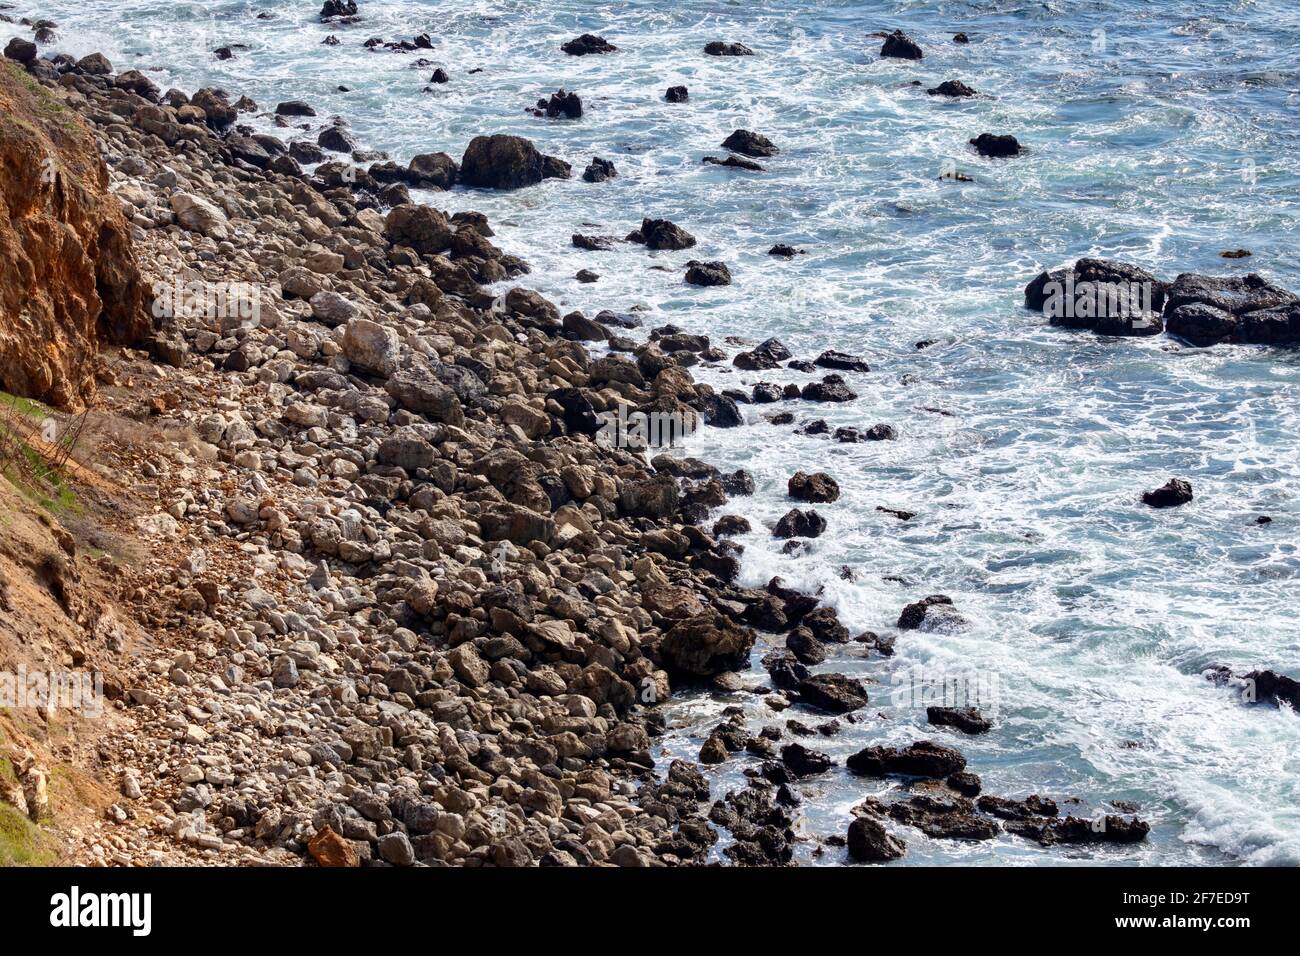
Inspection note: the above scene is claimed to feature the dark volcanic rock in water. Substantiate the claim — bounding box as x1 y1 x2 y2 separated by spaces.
430 68 449 83
927 706 992 735
733 337 791 369
781 743 833 777
897 594 955 629
666 85 689 102
927 79 978 97
320 0 358 21
582 156 617 182
880 29 923 60
703 154 764 171
4 38 38 65
848 816 906 862
788 470 839 503
562 33 617 55
773 508 826 539
953 32 970 44
1242 669 1300 709
769 243 804 256
796 673 869 713
722 128 778 157
460 134 570 189
1163 272 1300 345
864 423 896 441
704 41 754 56
636 217 695 250
317 125 357 153
1024 257 1168 337
970 132 1023 157
684 260 731 286
275 100 316 117
814 349 869 372
1142 478 1193 509
800 376 856 402
572 232 615 251
847 741 966 778
532 89 582 118
887 793 1000 840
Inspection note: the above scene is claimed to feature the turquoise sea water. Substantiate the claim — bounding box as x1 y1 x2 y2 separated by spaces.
21 0 1300 864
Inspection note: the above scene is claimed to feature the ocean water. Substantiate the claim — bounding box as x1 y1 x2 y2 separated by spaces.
23 0 1300 865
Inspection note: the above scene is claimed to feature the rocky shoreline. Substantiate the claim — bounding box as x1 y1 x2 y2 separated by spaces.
13 14 1297 867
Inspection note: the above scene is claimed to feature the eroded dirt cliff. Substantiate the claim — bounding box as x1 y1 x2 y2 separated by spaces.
0 59 147 408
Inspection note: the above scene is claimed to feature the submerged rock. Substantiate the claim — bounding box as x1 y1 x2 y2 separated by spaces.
702 155 764 171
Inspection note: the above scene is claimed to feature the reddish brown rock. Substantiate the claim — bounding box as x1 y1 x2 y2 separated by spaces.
0 62 148 407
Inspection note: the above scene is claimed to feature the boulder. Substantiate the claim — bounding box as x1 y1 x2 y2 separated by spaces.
1024 257 1167 336
1142 478 1193 509
847 816 906 862
704 42 753 56
307 826 359 867
4 38 37 64
384 204 452 255
733 337 791 370
659 613 757 677
1164 272 1299 345
407 152 459 189
638 217 695 250
927 706 992 735
970 133 1023 157
847 741 966 778
722 129 778 157
880 29 923 60
582 157 617 183
342 318 400 376
795 673 868 713
781 743 832 777
170 193 230 240
788 471 840 503
562 34 617 55
385 364 465 425
460 134 570 190
773 508 826 539
685 260 732 286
